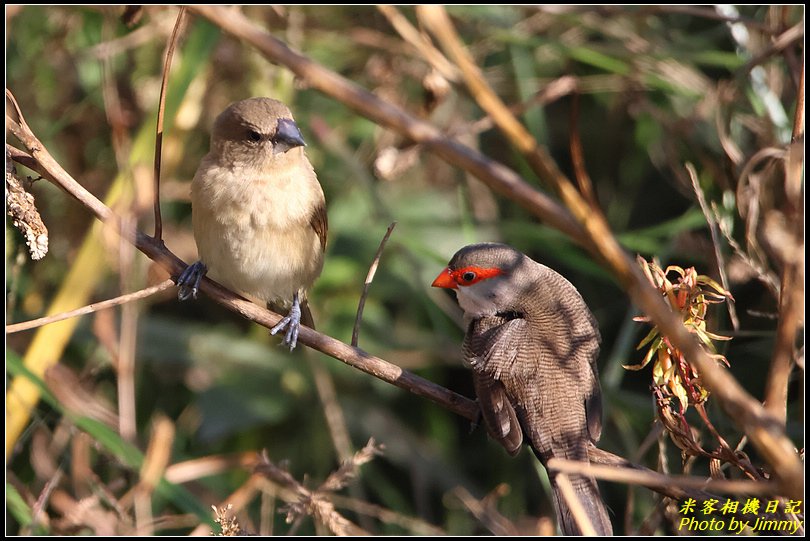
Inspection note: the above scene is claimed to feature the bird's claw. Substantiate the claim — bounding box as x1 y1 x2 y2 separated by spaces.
177 261 208 301
270 300 302 351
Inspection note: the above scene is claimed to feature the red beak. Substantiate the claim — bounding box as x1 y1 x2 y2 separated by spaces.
432 267 458 289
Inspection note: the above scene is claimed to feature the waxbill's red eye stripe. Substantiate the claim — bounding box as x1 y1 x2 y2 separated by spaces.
432 266 504 289
433 242 612 536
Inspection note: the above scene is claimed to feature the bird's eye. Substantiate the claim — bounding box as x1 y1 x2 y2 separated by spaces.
461 271 477 283
247 130 262 142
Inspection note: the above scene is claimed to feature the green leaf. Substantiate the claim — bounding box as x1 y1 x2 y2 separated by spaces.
6 483 33 529
566 46 631 75
635 327 660 350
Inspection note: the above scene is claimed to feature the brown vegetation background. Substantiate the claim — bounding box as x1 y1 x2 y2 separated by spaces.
6 5 803 535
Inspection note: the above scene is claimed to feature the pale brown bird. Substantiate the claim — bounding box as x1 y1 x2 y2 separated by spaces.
432 243 611 536
177 97 327 350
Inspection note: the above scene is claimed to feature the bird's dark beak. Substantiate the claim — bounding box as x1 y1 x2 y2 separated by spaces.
273 117 306 155
431 267 458 289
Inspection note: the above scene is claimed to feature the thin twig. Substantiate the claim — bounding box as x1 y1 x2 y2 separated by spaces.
352 222 397 347
30 468 64 533
260 487 276 536
554 472 597 536
305 354 376 531
712 202 780 297
452 485 518 536
791 58 804 146
255 449 369 536
5 279 175 334
685 163 739 330
548 456 778 496
377 5 460 82
568 90 600 210
763 61 805 425
117 215 139 445
741 20 804 75
329 493 447 536
152 7 186 241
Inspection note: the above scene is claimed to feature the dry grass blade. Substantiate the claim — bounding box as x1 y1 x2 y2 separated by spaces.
685 163 738 329
554 472 597 536
152 6 187 241
377 5 460 82
352 222 397 347
6 280 175 334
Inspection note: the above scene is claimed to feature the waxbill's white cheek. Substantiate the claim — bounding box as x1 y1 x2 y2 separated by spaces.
432 242 611 536
176 97 327 351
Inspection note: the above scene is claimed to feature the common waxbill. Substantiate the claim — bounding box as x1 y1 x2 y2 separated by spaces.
432 243 611 535
177 97 327 350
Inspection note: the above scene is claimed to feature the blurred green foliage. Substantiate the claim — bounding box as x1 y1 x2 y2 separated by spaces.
6 5 802 535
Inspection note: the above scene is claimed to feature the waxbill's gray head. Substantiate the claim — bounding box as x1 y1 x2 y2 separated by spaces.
432 242 612 536
431 243 527 314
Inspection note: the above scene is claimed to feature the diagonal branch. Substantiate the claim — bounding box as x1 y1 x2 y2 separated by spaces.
5 279 175 334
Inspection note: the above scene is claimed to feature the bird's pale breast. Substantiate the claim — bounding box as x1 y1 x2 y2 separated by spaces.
190 155 324 307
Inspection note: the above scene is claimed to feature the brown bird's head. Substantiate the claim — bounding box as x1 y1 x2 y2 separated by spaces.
432 243 533 317
209 97 307 166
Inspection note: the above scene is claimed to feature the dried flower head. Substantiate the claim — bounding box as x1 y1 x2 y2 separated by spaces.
625 257 734 413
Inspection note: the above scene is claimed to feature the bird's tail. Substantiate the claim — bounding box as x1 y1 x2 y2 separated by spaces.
299 299 315 330
550 474 612 535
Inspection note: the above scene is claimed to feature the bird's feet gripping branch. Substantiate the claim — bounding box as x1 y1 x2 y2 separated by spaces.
270 292 303 351
176 261 208 301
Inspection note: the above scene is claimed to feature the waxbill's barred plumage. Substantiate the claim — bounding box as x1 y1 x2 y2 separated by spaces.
433 243 612 536
177 97 327 350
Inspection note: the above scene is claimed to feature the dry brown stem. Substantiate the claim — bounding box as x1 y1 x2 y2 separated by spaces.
6 280 175 334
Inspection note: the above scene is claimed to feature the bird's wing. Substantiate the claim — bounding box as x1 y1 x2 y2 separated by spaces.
472 370 523 455
581 309 603 443
464 316 529 455
309 202 328 253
